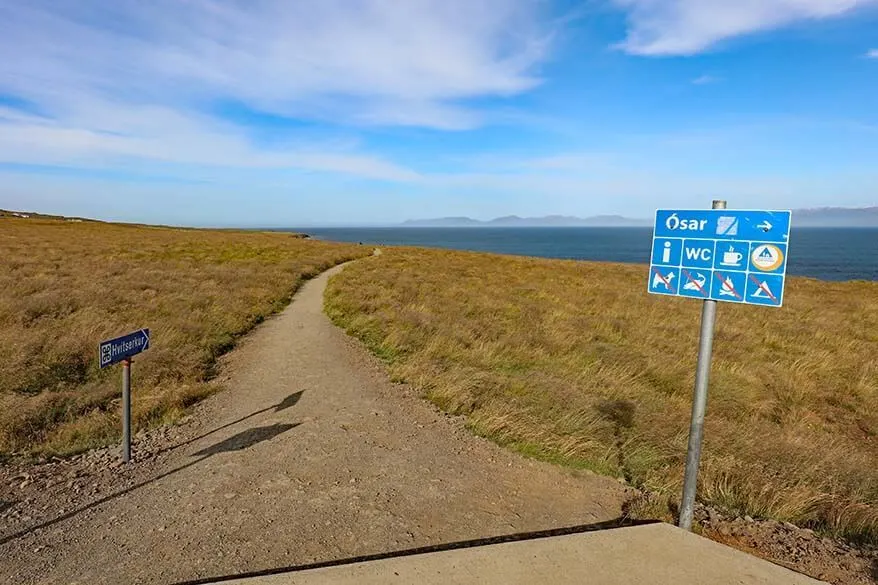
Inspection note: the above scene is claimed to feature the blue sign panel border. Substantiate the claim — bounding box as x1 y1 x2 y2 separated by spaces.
653 209 791 243
99 329 150 368
648 209 790 308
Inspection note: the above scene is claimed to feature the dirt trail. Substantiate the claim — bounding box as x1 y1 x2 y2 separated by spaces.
1 265 629 585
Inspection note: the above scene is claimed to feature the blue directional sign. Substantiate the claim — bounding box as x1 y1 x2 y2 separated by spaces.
648 210 791 307
99 329 150 368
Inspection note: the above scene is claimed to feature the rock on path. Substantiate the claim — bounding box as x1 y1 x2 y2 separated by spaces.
1 264 629 585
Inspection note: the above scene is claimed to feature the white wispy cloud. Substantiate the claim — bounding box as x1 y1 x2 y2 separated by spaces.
612 0 878 55
4 115 877 224
867 48 878 58
692 75 721 85
0 100 421 181
0 1 550 179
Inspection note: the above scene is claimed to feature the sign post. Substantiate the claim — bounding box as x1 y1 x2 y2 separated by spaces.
678 200 724 531
99 329 150 463
647 203 791 530
122 359 132 463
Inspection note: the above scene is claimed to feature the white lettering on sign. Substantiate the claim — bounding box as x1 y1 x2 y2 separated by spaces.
110 337 145 357
665 214 708 232
685 247 712 262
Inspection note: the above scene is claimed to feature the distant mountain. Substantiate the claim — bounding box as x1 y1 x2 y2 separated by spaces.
401 215 650 227
401 216 485 227
791 207 878 227
403 207 878 228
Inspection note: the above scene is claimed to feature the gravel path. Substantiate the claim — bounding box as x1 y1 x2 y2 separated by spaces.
1 264 629 585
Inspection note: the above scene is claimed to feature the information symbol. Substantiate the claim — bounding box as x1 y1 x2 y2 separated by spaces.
662 241 672 263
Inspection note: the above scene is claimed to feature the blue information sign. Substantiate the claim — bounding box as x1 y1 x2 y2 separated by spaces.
648 210 791 307
99 329 150 368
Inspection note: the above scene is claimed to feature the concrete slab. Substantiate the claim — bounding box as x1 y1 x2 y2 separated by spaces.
217 523 823 585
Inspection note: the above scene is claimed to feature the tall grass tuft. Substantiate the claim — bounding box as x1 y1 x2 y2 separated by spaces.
325 247 878 543
0 218 368 455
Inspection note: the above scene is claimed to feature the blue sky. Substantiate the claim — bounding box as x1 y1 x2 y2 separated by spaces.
0 0 876 226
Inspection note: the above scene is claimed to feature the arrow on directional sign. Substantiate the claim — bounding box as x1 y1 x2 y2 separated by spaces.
757 220 773 232
99 328 151 368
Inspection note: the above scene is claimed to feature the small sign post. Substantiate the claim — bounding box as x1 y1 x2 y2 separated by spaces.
648 203 791 530
99 329 150 463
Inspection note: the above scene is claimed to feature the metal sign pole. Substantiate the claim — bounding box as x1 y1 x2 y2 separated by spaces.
122 358 132 463
678 199 726 530
100 329 150 464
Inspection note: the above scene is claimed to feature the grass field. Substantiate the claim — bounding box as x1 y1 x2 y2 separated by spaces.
325 247 878 542
0 218 368 456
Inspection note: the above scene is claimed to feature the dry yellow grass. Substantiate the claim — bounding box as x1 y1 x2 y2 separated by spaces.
325 247 878 542
0 218 368 456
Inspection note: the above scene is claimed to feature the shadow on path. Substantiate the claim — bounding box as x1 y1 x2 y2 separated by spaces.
173 518 660 585
193 423 298 457
158 390 305 456
0 423 300 546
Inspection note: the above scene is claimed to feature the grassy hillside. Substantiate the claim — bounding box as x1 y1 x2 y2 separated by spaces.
0 218 369 456
325 247 878 542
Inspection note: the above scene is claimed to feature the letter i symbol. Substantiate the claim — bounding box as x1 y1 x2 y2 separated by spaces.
662 241 672 263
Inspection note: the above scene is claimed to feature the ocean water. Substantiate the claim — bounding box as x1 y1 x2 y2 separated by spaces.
287 227 877 282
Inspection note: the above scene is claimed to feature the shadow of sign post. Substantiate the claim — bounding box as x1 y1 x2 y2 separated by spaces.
0 422 301 547
192 423 299 457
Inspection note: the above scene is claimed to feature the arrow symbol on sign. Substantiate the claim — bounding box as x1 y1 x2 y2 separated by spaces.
757 220 773 232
